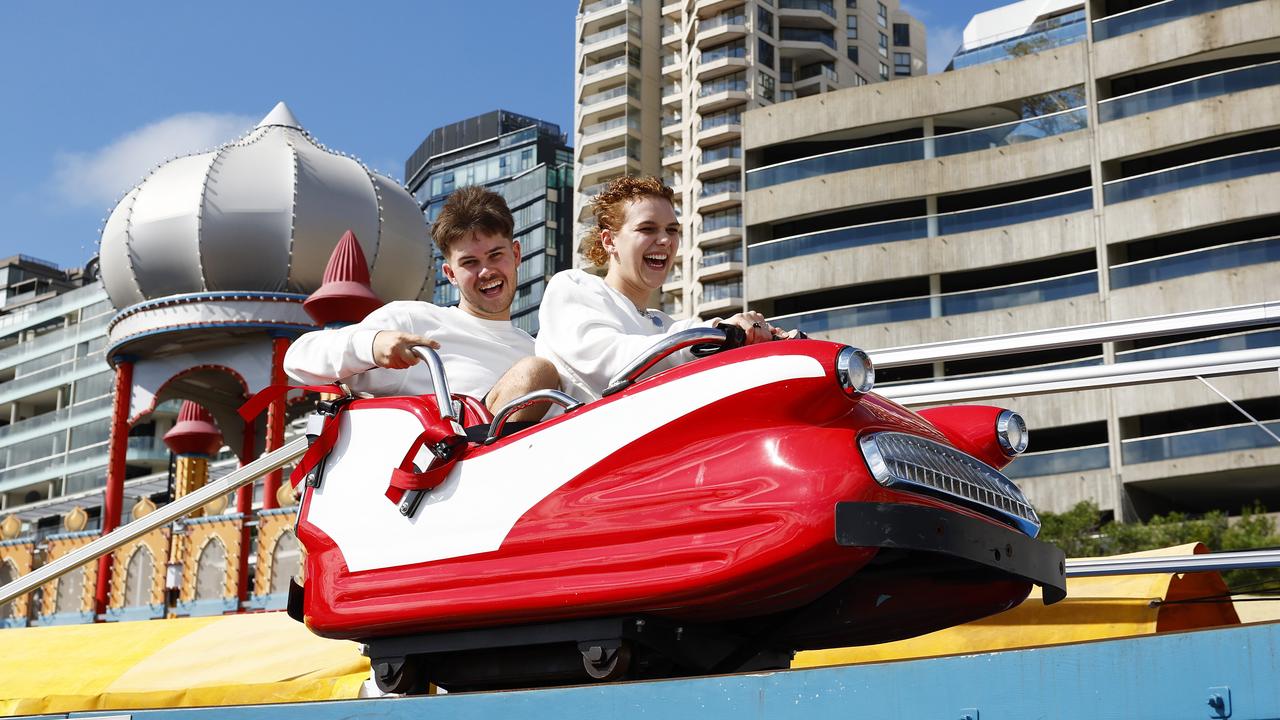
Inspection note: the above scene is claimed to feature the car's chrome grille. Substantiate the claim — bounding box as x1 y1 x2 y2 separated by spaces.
859 431 1041 537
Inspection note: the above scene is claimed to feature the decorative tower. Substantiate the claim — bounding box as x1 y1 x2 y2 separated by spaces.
93 101 432 614
163 401 224 510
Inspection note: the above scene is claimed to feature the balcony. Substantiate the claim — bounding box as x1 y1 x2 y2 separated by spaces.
0 284 108 339
695 13 749 47
126 436 170 463
1123 420 1280 467
697 246 744 281
695 73 749 113
776 0 837 28
693 0 745 16
662 143 685 166
1092 0 1259 42
662 82 684 107
772 269 1099 336
697 176 742 211
581 53 636 86
778 26 838 63
581 0 633 24
950 10 1086 71
1103 147 1280 205
697 214 743 246
662 52 682 76
1003 444 1110 480
1110 236 1280 290
579 114 640 151
579 145 640 182
748 188 1093 266
662 113 683 136
1099 60 1280 124
661 21 683 46
697 280 744 315
579 82 637 119
580 21 638 54
696 110 742 146
747 106 1089 190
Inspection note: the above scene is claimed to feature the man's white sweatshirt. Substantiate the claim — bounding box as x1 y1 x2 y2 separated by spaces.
284 301 533 400
535 269 715 402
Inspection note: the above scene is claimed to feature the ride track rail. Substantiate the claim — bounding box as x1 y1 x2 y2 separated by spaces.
2 301 1280 605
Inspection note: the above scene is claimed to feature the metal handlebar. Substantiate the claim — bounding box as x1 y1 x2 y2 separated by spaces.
485 390 583 444
602 327 729 397
411 345 461 427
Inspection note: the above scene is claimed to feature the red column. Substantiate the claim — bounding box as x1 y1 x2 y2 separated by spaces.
236 423 256 603
262 336 290 509
95 358 134 617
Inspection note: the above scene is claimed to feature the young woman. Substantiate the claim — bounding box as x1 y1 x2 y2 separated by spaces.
536 176 793 403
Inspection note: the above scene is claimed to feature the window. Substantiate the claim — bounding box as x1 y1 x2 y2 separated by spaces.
893 22 910 46
270 532 302 595
878 31 888 57
757 37 775 69
194 538 227 601
846 46 859 64
853 73 868 86
757 72 775 102
846 14 857 39
123 546 154 607
877 2 888 27
894 51 911 75
846 0 856 6
878 61 889 80
757 6 773 36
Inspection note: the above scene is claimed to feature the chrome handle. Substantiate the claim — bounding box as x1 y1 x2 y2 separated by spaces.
485 389 583 444
411 345 460 425
603 327 728 397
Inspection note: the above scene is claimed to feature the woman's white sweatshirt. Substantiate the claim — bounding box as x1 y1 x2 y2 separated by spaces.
535 269 717 402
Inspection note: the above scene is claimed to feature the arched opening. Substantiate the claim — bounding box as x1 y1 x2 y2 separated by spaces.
269 531 301 595
123 545 154 607
193 538 227 601
54 565 85 615
0 560 16 620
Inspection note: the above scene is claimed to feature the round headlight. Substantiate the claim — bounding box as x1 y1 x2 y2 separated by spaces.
835 346 875 396
996 410 1029 456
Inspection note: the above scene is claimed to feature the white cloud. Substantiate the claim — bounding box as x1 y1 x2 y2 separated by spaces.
927 25 963 73
53 112 256 208
899 2 929 19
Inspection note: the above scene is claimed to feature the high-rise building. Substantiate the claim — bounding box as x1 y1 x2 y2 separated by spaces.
741 0 1280 520
404 111 575 335
573 0 925 320
0 256 175 524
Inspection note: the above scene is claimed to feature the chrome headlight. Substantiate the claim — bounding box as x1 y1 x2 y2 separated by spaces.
835 346 874 396
996 410 1029 456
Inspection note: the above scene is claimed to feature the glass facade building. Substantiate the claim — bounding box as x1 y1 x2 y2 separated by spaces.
404 111 574 335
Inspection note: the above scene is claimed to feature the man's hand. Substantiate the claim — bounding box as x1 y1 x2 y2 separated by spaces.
372 331 440 369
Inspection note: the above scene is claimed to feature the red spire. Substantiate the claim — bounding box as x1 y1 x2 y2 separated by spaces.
163 401 223 456
304 229 384 325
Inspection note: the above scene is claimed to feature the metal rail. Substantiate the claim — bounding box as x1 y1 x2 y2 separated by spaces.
868 300 1280 367
0 436 308 607
1066 548 1280 577
879 345 1280 405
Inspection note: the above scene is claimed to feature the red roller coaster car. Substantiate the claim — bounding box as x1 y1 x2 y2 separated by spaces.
288 329 1066 692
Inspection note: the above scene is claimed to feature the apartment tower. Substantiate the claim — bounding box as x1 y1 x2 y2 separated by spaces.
574 0 925 319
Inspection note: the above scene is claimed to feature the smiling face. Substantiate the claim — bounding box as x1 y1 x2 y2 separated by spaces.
442 230 521 320
602 196 680 308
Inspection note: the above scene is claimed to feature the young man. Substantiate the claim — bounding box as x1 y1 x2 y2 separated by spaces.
284 186 558 421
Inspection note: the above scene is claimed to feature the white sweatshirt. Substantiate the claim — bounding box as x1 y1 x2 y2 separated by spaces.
535 269 717 402
284 301 534 400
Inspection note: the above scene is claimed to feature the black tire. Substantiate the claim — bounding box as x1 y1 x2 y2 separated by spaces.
372 656 427 695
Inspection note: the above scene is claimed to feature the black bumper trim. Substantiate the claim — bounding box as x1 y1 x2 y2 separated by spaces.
836 502 1067 604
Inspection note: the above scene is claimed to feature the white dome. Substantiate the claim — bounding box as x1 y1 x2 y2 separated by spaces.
99 102 432 308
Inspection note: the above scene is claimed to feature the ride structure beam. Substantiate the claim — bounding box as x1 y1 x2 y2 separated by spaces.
94 356 134 617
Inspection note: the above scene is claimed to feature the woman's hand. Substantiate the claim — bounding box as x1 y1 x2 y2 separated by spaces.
721 311 775 345
372 331 440 369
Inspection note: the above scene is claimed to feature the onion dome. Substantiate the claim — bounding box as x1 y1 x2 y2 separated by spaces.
163 401 224 457
303 229 385 325
98 101 432 310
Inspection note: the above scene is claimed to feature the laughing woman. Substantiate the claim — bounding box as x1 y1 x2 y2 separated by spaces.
536 176 790 403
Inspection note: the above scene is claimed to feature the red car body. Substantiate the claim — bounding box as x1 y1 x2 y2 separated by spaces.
292 338 1065 688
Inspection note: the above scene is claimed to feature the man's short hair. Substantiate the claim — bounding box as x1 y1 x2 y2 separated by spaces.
431 186 515 258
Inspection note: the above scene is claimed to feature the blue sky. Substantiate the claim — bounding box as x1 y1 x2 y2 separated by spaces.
0 0 995 269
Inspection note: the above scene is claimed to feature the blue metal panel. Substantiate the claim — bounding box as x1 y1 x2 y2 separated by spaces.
65 621 1280 720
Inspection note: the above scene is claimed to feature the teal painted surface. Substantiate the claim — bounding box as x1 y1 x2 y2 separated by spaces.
64 621 1280 720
